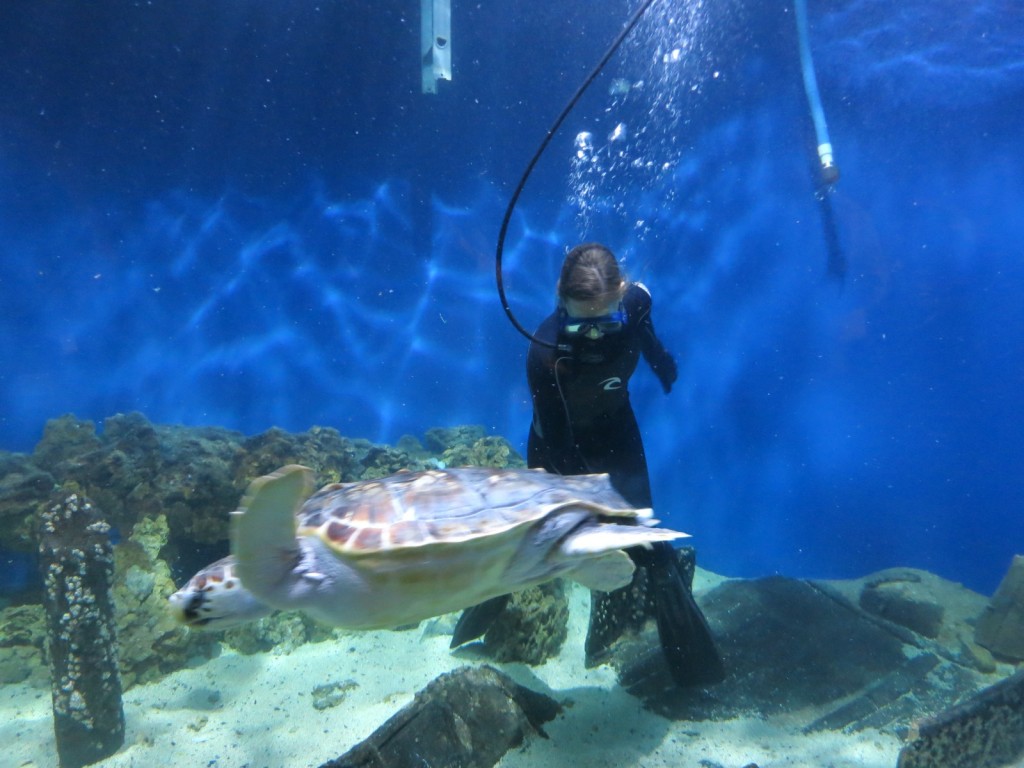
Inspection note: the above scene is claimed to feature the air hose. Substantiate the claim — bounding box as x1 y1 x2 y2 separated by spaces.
495 0 661 348
794 0 837 188
794 0 845 281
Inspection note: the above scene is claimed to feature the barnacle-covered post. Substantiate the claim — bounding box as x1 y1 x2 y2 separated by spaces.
37 488 125 768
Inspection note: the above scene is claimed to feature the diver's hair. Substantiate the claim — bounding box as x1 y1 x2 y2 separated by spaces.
557 243 627 304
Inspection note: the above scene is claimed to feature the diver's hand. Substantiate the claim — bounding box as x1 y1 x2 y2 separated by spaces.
653 354 678 394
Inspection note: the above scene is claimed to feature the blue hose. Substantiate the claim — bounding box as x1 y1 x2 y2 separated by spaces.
794 0 839 188
794 0 844 281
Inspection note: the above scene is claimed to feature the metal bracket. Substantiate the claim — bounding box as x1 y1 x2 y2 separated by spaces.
421 0 452 94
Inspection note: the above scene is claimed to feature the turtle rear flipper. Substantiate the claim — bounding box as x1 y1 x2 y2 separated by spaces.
231 464 315 607
564 550 635 592
558 522 688 556
450 594 511 648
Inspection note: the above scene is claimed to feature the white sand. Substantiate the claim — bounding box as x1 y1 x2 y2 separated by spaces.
4 578 903 768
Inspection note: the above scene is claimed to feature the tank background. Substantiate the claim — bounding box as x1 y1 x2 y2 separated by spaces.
0 1 1022 595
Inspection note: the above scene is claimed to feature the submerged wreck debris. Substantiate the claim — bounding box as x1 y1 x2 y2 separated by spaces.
609 573 1002 734
318 665 561 768
37 487 125 768
611 576 904 719
859 569 945 638
975 553 1024 661
896 668 1024 768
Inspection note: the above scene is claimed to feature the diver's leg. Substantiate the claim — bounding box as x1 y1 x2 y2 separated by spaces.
583 411 725 686
583 412 655 663
451 425 578 648
630 542 725 686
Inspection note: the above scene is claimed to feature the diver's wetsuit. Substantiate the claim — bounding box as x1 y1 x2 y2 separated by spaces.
527 283 723 687
453 283 723 686
525 282 676 508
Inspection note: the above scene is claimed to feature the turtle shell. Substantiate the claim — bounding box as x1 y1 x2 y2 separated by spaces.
296 466 635 555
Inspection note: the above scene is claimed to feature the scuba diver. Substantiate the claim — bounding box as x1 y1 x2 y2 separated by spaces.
456 242 725 688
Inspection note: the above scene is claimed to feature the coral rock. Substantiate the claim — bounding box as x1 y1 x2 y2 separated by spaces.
484 581 569 664
0 604 48 685
37 488 125 768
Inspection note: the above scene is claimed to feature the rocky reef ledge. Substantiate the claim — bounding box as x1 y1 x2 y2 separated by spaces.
0 412 523 688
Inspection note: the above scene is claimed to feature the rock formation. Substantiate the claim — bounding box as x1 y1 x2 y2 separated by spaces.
37 488 125 768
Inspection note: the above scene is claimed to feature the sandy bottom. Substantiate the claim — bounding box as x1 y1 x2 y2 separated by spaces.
5 579 903 768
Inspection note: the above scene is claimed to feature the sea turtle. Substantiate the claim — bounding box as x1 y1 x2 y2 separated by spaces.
169 556 274 629
169 464 687 631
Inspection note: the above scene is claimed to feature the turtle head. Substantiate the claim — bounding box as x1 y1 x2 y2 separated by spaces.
169 555 274 630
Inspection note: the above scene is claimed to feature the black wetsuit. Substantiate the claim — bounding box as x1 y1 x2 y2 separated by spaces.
528 283 723 686
526 282 677 507
453 283 723 687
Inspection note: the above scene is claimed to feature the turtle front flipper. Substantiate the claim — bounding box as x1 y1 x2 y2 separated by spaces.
231 464 315 609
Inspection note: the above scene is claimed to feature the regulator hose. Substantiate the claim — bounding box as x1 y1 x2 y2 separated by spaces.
495 0 661 347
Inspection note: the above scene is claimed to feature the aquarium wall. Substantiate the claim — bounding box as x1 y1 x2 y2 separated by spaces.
1 0 1022 594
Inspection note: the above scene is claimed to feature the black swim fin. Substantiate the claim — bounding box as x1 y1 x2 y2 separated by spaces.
450 594 511 648
645 543 725 686
585 569 650 665
587 542 725 687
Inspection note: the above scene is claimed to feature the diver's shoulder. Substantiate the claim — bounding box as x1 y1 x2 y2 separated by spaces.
632 281 652 298
528 312 560 355
626 282 653 311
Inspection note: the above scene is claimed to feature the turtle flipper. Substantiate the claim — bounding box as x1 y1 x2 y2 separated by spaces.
567 550 636 591
450 594 511 648
559 522 688 556
231 465 315 608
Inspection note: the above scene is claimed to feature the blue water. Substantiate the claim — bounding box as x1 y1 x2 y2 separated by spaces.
1 0 1022 595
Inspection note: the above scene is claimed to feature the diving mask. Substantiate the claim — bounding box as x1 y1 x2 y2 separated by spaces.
561 303 626 339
